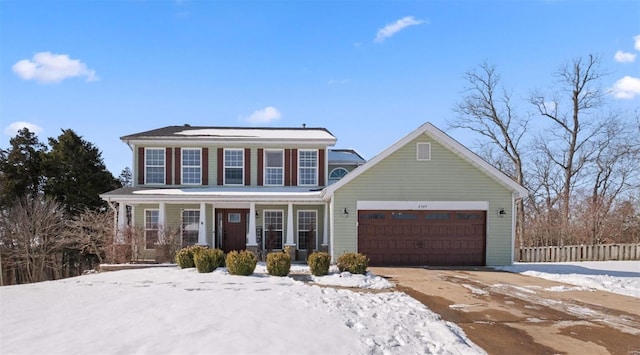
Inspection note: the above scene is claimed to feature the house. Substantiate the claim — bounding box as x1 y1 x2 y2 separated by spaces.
100 122 527 266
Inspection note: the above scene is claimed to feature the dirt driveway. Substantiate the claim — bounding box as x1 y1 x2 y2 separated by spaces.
369 267 640 355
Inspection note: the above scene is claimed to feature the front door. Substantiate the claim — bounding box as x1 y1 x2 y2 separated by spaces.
217 209 248 253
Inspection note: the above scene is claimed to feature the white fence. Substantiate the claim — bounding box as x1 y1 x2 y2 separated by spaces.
518 243 640 263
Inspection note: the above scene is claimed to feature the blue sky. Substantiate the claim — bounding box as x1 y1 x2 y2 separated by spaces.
1 0 639 176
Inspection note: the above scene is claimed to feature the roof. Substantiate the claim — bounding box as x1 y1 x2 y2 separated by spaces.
323 122 529 199
100 186 324 203
328 149 366 165
120 125 337 146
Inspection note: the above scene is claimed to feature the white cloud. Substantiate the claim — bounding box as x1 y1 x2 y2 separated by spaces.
4 121 43 137
12 52 98 83
614 50 636 63
634 34 640 51
375 16 425 43
610 76 640 99
241 106 282 124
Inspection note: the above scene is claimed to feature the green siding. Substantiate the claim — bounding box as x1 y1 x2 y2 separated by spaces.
332 135 515 266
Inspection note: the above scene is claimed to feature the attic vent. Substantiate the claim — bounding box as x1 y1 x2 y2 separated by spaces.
417 143 431 161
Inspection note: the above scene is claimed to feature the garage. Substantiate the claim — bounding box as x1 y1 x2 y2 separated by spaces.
358 210 486 266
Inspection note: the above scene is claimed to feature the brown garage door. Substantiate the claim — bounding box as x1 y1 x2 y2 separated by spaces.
358 210 486 266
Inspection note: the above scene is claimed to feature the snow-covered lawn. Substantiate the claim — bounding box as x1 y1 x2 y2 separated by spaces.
497 260 640 298
0 263 484 355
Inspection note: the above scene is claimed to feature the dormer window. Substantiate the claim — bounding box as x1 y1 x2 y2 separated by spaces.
145 148 165 184
224 149 244 185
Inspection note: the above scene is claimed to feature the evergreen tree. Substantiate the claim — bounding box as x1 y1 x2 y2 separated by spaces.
118 167 133 187
0 128 47 209
44 129 121 214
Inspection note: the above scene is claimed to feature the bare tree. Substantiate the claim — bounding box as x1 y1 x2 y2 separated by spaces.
450 61 529 246
530 54 611 246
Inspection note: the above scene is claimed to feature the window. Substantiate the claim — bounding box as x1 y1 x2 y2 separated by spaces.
392 212 418 220
298 211 317 251
224 149 244 185
425 212 450 220
263 210 283 250
457 213 483 220
298 150 317 186
328 167 349 184
228 213 241 223
182 149 201 185
264 150 284 185
182 210 199 247
145 210 159 249
145 148 165 184
360 213 385 220
417 143 431 161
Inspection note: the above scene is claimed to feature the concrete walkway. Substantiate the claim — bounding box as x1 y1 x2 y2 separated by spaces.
370 266 640 355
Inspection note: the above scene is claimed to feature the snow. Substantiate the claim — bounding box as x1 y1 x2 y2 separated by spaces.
496 260 640 298
0 264 483 355
175 128 336 142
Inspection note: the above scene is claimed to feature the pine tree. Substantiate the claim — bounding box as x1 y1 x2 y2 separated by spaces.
44 129 121 214
0 128 47 209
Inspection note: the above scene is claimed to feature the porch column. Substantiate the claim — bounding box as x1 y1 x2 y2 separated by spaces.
285 203 295 246
322 202 329 247
247 202 257 245
198 202 207 245
116 202 126 244
158 202 166 243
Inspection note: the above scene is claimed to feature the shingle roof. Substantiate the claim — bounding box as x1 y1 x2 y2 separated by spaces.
121 125 336 141
328 149 366 165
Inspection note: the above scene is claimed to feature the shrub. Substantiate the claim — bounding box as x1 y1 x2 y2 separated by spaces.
266 251 291 277
307 251 331 276
336 252 369 275
175 245 207 269
225 250 258 276
194 248 225 273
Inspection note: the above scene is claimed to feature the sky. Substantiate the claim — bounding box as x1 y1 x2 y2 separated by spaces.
1 0 639 176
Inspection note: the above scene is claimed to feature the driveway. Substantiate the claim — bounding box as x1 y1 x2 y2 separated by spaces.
369 267 640 355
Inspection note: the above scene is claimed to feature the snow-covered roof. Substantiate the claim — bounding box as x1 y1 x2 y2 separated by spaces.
121 125 337 146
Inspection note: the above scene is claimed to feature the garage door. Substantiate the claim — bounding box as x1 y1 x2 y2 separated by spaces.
358 210 486 266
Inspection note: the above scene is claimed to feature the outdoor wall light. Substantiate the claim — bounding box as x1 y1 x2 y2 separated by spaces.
342 208 349 217
498 208 506 217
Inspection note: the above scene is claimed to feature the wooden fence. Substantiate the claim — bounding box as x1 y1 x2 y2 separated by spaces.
518 243 640 263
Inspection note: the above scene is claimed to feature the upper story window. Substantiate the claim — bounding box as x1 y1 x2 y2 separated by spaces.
224 149 244 185
182 148 201 185
298 149 318 186
145 148 165 184
264 150 284 186
328 167 349 184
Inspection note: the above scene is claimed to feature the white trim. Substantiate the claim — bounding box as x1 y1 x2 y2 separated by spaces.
298 149 319 186
510 193 516 265
323 122 528 199
181 148 202 186
223 148 245 186
263 149 285 186
356 200 489 211
144 147 166 185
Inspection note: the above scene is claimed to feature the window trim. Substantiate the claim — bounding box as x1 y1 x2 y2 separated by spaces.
264 149 284 186
144 148 165 185
263 209 284 251
181 209 200 248
144 209 159 250
417 142 431 161
223 148 245 186
297 210 317 251
297 149 318 186
181 148 202 185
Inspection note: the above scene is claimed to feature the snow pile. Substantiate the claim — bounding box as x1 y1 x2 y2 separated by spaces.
312 271 394 290
0 266 483 355
497 260 640 298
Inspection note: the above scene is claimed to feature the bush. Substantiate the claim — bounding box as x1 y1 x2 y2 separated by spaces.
266 251 291 277
194 248 225 273
336 252 369 275
307 251 331 276
175 245 207 269
225 250 258 276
